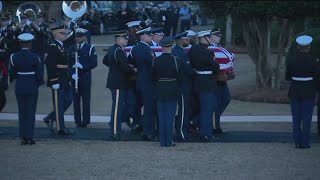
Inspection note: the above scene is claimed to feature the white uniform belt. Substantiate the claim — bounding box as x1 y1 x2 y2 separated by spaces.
17 72 35 75
292 77 313 81
159 78 176 82
193 69 212 75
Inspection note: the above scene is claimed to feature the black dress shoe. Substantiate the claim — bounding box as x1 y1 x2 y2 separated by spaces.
111 134 127 141
213 128 229 134
21 138 28 145
28 139 36 145
300 145 311 149
58 129 75 135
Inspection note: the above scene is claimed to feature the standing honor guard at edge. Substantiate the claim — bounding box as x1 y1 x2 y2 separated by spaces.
69 28 97 128
285 35 319 149
152 36 183 147
103 30 136 140
10 33 41 145
43 22 74 136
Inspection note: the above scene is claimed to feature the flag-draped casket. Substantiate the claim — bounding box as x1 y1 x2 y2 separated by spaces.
123 45 235 81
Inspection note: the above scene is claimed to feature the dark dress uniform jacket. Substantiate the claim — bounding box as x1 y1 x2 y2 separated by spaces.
32 22 49 54
45 40 70 88
172 45 194 81
69 43 97 77
285 52 318 100
152 53 183 101
131 41 155 91
103 44 135 89
189 43 220 93
10 49 41 95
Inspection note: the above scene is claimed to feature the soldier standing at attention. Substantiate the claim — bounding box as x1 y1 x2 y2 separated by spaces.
152 37 183 147
10 33 41 145
69 28 97 128
43 23 74 135
103 30 135 140
210 29 230 134
189 30 220 142
286 35 318 149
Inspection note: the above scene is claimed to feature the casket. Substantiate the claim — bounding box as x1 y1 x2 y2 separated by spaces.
123 45 235 81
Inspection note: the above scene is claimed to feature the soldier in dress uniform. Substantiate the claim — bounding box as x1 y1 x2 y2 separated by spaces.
124 21 143 131
186 30 197 46
131 27 157 141
69 28 97 128
189 30 220 142
10 33 41 145
43 23 74 135
152 36 183 147
285 35 318 149
126 21 142 46
172 32 194 141
103 30 135 140
210 29 230 134
150 27 164 47
31 12 49 85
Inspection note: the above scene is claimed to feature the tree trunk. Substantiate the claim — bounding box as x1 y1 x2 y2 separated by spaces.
241 17 272 89
225 14 232 48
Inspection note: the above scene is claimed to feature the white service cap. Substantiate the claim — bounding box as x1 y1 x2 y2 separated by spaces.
136 27 152 35
197 30 212 37
296 35 313 46
18 33 34 42
126 21 142 28
186 30 196 37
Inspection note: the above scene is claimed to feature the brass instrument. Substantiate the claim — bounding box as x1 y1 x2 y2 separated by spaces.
16 2 41 23
62 1 87 93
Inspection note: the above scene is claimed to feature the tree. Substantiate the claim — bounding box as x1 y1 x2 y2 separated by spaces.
198 1 320 88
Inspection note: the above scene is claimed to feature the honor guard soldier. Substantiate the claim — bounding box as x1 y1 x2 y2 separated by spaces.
43 23 74 135
189 30 220 142
186 30 197 46
103 30 135 140
69 28 97 128
131 27 157 141
32 12 49 85
172 32 194 141
150 27 164 46
124 21 143 131
285 35 318 149
210 29 230 134
152 37 183 147
126 21 142 46
10 33 41 145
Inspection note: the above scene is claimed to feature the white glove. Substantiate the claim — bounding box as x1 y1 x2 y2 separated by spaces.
73 62 83 69
72 74 78 80
52 83 60 90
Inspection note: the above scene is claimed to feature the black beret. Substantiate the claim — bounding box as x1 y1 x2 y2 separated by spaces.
160 37 174 47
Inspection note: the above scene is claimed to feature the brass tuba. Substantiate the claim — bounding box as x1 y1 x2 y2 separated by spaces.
16 2 41 23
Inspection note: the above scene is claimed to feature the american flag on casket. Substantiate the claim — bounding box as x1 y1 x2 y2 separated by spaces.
123 45 235 81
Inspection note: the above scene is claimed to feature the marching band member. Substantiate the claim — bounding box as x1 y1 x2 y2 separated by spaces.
69 28 97 128
32 12 49 85
152 37 183 147
131 27 157 141
172 32 194 142
103 30 135 140
285 35 318 149
10 33 41 145
150 27 164 47
210 29 230 134
18 13 32 34
189 30 220 142
43 23 74 135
